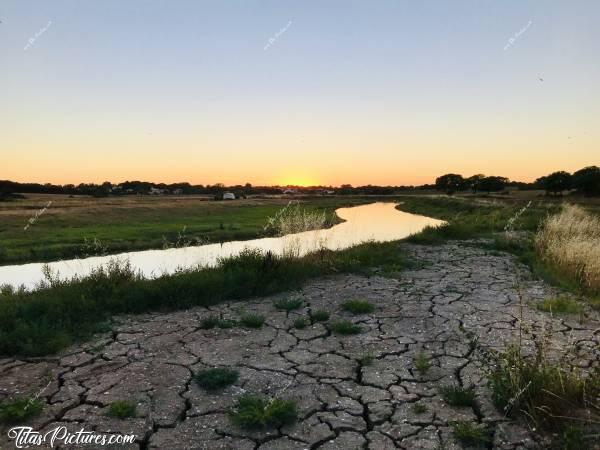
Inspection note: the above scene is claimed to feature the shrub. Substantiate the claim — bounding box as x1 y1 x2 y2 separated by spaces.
359 353 375 366
263 202 331 236
106 400 137 419
0 397 44 424
240 313 265 329
536 297 583 315
200 315 237 329
274 297 303 311
411 403 427 414
451 421 492 448
310 310 330 322
195 368 239 391
414 351 431 376
330 320 362 335
293 318 308 329
342 299 375 314
440 385 476 407
229 394 297 429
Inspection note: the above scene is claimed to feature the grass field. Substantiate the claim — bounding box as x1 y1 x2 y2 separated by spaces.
0 195 372 265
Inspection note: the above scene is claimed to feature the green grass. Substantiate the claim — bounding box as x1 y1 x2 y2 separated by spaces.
329 320 362 335
536 297 584 315
0 237 409 357
310 310 330 322
240 313 266 329
293 318 308 329
440 385 477 407
106 400 137 419
195 368 239 391
358 353 375 366
0 397 44 424
199 315 237 329
0 196 371 265
411 403 427 414
451 421 492 448
274 297 303 311
229 394 297 429
341 299 375 314
414 351 431 376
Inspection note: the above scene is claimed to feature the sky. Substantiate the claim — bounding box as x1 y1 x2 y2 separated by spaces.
1 1 599 186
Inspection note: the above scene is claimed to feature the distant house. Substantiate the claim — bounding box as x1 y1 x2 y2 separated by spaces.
173 188 184 195
223 192 236 200
283 189 297 195
149 187 168 195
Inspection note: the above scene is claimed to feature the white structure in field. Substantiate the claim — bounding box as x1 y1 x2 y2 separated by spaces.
223 192 235 200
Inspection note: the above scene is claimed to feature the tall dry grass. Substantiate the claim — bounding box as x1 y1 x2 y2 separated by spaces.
263 202 330 236
536 204 600 291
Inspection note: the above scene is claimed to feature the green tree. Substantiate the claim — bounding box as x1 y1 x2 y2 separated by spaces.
572 166 600 197
478 176 508 193
536 171 572 196
435 174 465 195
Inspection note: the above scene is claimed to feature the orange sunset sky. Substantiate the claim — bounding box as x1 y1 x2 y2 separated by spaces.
1 1 598 186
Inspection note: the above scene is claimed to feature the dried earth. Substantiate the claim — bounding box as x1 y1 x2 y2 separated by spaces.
1 242 598 449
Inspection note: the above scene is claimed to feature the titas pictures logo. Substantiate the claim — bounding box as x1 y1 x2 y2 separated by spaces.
7 426 136 448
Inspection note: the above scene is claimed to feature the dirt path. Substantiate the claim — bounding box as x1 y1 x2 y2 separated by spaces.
1 242 598 449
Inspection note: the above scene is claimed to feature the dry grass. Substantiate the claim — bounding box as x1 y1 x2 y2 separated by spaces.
536 204 600 291
263 201 331 236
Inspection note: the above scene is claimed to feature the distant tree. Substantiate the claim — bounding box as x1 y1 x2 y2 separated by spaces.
478 176 508 193
572 166 600 197
435 174 465 195
466 174 485 193
536 171 572 196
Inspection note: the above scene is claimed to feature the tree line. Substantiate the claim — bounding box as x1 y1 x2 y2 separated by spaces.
435 166 600 196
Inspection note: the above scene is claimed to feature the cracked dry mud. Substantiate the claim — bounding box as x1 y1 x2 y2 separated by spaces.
1 242 599 449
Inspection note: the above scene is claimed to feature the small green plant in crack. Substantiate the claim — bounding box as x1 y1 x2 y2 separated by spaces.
414 351 431 376
195 368 239 391
293 318 308 329
200 315 237 329
440 385 476 407
451 421 492 448
330 320 362 335
358 353 375 366
310 309 330 322
274 297 303 311
0 397 44 424
240 313 265 328
229 394 297 429
411 402 427 415
106 400 137 419
342 299 375 314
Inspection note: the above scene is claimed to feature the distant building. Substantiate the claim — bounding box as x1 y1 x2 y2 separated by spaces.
223 192 236 200
173 189 184 195
149 187 168 195
283 189 297 195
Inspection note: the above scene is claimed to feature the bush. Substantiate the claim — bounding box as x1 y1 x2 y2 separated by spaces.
451 421 492 448
229 394 297 429
536 297 583 315
195 368 239 391
440 385 476 407
240 313 265 329
342 299 375 314
414 351 431 376
310 310 330 322
0 397 44 424
106 400 137 419
200 315 237 329
330 320 362 335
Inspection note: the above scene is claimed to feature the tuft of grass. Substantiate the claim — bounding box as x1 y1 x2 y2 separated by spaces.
536 297 584 315
310 310 330 322
200 315 238 329
440 385 476 407
274 297 303 311
195 368 239 391
293 318 308 329
106 400 137 419
451 421 492 448
240 313 265 329
330 320 362 335
411 403 427 415
414 351 431 376
488 345 599 434
342 299 375 314
358 353 375 366
0 397 44 424
229 394 297 429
